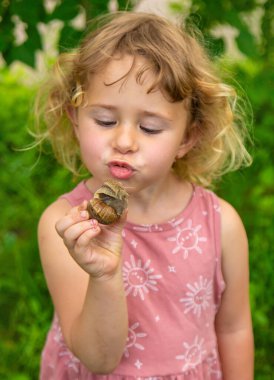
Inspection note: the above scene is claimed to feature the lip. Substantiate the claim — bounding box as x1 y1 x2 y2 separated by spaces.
107 160 136 180
108 160 135 169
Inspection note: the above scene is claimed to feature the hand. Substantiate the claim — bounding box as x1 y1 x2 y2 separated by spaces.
55 200 126 279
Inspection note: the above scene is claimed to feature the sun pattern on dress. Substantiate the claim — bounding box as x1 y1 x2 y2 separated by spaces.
176 336 207 372
180 276 213 317
168 219 207 259
123 255 162 300
124 322 147 358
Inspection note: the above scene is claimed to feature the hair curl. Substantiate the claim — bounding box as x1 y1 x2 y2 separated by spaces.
34 11 252 187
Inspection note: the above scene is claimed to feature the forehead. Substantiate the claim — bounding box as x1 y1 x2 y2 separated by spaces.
83 55 190 123
84 54 190 118
90 54 155 91
101 55 134 80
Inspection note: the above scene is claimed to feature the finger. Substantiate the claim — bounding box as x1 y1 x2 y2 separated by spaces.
75 221 101 249
63 219 100 249
78 200 88 212
55 202 89 237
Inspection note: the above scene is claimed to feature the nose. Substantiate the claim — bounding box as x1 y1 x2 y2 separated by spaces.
112 124 138 154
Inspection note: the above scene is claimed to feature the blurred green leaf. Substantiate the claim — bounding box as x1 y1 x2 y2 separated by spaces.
47 0 80 21
10 0 46 25
0 17 14 51
58 24 85 51
236 29 258 58
3 25 42 67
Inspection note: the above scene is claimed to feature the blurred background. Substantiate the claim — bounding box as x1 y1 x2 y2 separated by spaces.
0 0 273 379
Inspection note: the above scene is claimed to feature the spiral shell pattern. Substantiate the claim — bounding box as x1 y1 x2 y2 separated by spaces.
87 180 129 224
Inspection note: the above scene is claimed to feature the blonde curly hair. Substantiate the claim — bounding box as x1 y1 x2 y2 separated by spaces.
34 11 252 187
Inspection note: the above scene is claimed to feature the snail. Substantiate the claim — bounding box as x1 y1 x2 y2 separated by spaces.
87 179 129 225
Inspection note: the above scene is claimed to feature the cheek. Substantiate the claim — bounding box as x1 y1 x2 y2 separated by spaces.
78 130 105 162
143 146 175 177
147 140 177 166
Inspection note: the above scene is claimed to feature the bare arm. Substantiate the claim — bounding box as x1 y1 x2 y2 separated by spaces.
38 199 128 373
216 199 254 380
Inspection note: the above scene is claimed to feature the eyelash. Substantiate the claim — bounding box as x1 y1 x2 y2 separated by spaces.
94 119 161 135
95 119 116 127
140 126 161 135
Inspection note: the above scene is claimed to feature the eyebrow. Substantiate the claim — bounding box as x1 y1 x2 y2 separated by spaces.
142 110 173 122
87 104 116 111
88 104 173 122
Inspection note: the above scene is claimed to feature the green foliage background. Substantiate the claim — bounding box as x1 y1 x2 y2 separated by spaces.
0 0 273 379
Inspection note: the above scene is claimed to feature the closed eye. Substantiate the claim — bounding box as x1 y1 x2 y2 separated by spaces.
95 119 116 127
140 126 162 134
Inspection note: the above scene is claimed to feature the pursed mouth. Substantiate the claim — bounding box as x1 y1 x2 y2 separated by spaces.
108 161 135 171
108 161 136 180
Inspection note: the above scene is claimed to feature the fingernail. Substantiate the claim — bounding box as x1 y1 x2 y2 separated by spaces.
90 219 98 229
80 211 88 218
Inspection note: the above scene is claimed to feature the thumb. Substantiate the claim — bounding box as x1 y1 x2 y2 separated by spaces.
108 208 128 234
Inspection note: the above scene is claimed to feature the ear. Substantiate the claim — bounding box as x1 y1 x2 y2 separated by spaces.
66 105 79 139
176 123 199 159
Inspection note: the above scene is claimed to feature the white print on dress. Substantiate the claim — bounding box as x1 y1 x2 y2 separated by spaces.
53 321 80 373
168 219 207 259
124 322 147 358
59 351 80 374
131 239 138 248
213 204 221 213
176 336 207 372
133 224 163 232
123 255 162 300
134 359 143 369
180 276 213 317
168 266 176 273
168 217 185 228
206 349 222 378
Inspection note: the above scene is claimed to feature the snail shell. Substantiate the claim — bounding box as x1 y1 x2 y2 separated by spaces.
87 180 129 225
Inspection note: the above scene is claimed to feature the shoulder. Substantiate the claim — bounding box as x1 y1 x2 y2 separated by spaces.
38 198 71 236
195 188 248 255
217 197 249 281
218 197 248 247
38 198 73 268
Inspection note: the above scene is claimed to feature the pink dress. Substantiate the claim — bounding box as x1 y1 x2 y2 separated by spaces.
40 181 225 379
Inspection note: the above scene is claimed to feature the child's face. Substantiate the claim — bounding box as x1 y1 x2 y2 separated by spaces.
73 55 192 193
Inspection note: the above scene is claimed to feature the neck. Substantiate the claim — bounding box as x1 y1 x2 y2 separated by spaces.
127 176 192 225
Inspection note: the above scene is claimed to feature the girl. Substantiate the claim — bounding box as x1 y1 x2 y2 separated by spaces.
36 11 254 380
